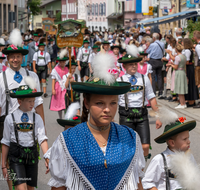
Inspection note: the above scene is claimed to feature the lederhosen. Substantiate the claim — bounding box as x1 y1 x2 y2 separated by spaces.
65 73 80 108
0 70 29 150
8 113 38 187
195 43 200 86
119 75 150 144
36 51 48 81
80 48 90 78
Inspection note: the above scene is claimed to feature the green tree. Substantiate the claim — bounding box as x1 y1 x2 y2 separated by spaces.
55 11 62 22
184 18 200 39
28 0 42 16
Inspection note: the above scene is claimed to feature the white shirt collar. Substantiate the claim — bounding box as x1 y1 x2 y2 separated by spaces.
17 108 31 116
8 67 24 75
166 147 175 155
125 72 140 78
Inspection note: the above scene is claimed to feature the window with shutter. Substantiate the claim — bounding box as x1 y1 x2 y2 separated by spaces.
88 4 90 15
101 3 103 16
99 3 101 15
103 3 106 16
92 4 94 15
96 3 98 16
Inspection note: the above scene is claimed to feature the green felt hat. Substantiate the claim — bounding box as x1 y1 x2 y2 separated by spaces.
102 41 110 45
2 46 29 55
48 38 54 42
139 52 148 56
9 85 43 98
57 115 81 127
155 119 196 144
66 59 77 67
118 54 142 64
33 33 39 37
71 78 130 95
83 40 89 44
38 43 46 47
92 45 99 49
111 44 121 50
57 56 69 61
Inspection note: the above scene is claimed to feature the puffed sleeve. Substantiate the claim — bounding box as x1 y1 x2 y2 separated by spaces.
35 114 48 145
142 154 163 189
48 135 67 188
174 56 181 65
1 115 11 146
29 72 43 108
46 52 51 63
33 52 37 62
50 68 57 80
77 48 82 61
144 75 155 100
184 49 191 61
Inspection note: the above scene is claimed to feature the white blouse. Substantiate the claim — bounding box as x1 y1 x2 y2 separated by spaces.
46 131 145 189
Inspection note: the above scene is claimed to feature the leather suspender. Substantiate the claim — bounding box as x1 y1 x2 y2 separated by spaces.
121 76 129 110
3 70 29 116
161 153 170 190
11 112 36 145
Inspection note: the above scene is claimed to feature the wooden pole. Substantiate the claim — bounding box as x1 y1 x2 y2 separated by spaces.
68 47 74 102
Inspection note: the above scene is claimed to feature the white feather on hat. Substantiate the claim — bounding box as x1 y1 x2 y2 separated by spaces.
169 151 200 190
126 44 139 58
0 38 5 45
24 76 37 90
9 29 23 47
65 102 80 120
60 49 68 59
92 53 118 84
24 35 29 41
138 46 144 53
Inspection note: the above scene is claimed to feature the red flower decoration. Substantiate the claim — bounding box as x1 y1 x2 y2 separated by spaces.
10 44 18 50
73 116 78 120
178 117 186 123
32 88 37 93
85 50 87 53
40 51 43 56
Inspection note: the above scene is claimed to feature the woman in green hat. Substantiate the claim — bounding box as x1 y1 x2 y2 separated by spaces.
50 49 69 119
46 52 145 190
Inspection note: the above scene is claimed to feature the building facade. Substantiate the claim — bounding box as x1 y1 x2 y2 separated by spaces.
61 0 78 21
0 0 18 35
18 0 28 33
86 0 107 32
124 0 152 29
33 0 61 30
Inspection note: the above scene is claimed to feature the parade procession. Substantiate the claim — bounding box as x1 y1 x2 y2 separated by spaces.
2 0 200 190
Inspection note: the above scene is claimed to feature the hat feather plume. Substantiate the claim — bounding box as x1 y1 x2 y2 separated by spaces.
92 53 117 84
126 44 139 57
169 151 200 190
65 102 80 120
24 76 37 90
138 46 144 52
9 29 23 47
60 49 68 59
0 38 5 45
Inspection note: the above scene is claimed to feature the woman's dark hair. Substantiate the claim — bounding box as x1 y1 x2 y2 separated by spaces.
81 93 91 122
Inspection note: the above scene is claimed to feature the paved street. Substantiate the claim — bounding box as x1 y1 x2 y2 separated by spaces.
1 78 200 189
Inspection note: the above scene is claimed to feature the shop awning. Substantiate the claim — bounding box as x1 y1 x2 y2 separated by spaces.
137 10 200 26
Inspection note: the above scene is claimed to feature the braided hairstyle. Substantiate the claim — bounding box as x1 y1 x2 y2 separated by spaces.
81 93 91 122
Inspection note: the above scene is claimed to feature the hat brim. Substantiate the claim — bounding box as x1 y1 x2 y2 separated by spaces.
57 117 81 127
10 92 43 98
118 57 142 64
0 44 5 47
71 82 131 95
102 42 110 44
140 53 148 56
111 46 121 50
155 120 196 144
2 49 29 56
0 57 6 59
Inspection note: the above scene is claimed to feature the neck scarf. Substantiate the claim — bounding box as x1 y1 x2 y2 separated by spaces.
63 122 136 190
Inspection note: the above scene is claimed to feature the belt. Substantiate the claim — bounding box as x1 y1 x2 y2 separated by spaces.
187 62 193 65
